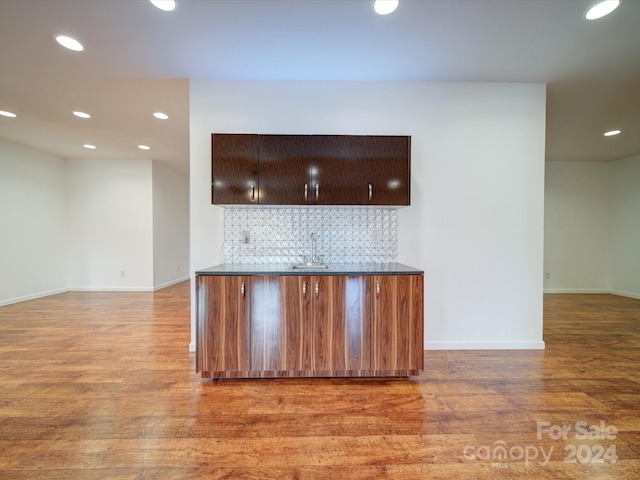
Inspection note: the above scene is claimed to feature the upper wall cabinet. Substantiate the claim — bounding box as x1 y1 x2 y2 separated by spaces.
365 136 410 206
260 135 365 205
211 133 410 206
211 134 259 205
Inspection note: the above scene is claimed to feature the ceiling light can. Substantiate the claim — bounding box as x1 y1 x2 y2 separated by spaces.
373 0 399 15
585 0 621 20
0 110 17 118
55 35 84 52
150 0 177 12
604 129 621 136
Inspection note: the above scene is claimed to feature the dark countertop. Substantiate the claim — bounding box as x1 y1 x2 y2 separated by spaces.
196 262 423 276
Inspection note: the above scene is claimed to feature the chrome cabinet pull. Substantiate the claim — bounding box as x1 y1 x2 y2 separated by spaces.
315 183 319 201
302 281 307 295
315 280 319 295
368 183 373 201
241 282 245 297
250 184 255 201
376 280 380 295
304 183 308 202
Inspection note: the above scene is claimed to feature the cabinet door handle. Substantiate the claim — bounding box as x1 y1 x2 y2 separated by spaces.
315 280 319 295
376 280 380 296
302 280 307 295
368 183 373 201
304 183 308 202
315 183 319 201
250 184 255 201
241 282 245 297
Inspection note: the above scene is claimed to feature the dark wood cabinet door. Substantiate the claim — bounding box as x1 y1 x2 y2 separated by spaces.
282 276 313 371
212 133 409 206
211 134 259 204
252 275 330 373
365 136 410 206
371 275 423 373
310 135 366 205
312 275 371 371
250 276 288 371
259 135 311 205
196 275 250 375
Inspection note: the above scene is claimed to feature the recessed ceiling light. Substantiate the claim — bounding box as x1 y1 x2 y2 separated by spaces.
153 112 169 120
83 144 96 149
604 129 621 136
73 111 91 119
373 0 399 15
149 0 176 12
55 35 84 52
0 110 17 118
138 145 151 150
585 0 621 20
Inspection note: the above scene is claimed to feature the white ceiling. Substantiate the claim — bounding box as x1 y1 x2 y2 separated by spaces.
1 0 639 175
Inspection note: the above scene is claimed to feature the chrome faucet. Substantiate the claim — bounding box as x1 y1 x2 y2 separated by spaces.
300 232 323 265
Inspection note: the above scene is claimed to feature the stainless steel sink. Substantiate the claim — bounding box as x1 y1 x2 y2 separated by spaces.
290 263 330 270
292 232 329 269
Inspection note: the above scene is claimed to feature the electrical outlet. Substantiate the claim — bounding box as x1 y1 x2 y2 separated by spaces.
545 272 550 279
241 230 250 244
121 270 126 278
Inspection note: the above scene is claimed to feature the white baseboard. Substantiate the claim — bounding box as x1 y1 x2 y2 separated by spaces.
154 276 190 291
609 290 640 300
543 289 609 294
545 289 640 300
425 340 545 350
0 288 69 307
69 286 155 292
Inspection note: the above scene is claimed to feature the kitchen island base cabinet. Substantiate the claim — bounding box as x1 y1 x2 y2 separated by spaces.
196 272 423 379
372 275 424 375
250 275 370 376
196 275 251 378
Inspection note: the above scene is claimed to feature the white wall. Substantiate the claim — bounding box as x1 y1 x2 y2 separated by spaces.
544 156 640 299
67 159 154 291
189 80 547 351
543 161 611 293
0 138 68 305
152 161 190 289
610 155 640 298
1 139 189 303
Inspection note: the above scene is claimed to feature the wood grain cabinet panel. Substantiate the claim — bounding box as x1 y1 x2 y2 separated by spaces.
365 135 410 206
212 134 408 206
259 135 366 205
371 274 423 373
196 275 250 376
259 135 310 205
250 276 289 371
312 275 371 372
249 275 371 374
211 134 259 204
196 273 422 378
308 135 365 205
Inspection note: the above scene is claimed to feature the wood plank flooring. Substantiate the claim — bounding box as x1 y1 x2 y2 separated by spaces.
1 284 639 479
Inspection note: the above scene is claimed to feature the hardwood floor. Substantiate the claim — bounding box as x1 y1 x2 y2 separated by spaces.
1 284 639 479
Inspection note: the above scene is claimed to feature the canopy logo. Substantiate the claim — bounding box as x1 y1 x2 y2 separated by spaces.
463 420 618 469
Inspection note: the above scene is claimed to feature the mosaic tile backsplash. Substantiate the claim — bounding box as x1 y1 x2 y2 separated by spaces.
223 208 398 264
